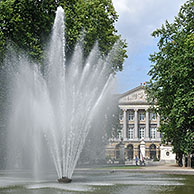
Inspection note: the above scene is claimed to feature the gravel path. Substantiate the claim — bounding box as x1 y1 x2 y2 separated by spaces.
138 164 194 175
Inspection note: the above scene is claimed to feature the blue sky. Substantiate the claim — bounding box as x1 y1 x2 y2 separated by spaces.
112 0 186 93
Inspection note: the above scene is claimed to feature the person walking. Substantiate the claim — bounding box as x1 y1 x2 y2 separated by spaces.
142 157 145 166
135 155 138 166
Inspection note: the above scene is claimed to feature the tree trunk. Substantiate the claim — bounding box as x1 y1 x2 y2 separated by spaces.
182 155 185 167
176 152 183 167
187 154 191 168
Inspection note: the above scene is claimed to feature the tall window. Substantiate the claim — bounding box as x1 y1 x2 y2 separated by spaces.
150 127 157 139
128 127 134 139
139 112 145 120
119 124 123 138
150 112 156 120
119 110 123 120
128 111 134 121
139 127 145 138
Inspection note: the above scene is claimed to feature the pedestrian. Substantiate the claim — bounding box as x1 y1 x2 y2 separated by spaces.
135 155 138 166
142 157 145 166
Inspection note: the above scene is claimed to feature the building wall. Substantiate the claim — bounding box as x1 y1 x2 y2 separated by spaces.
106 86 175 162
106 141 161 161
160 145 176 162
119 107 161 142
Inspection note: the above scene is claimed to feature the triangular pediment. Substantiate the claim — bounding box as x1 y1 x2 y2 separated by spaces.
119 86 148 104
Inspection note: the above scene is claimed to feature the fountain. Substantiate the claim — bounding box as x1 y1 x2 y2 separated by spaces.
4 6 116 182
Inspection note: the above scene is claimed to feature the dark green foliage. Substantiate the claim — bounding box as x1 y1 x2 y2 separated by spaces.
0 0 127 168
0 0 127 71
147 0 194 160
0 0 58 62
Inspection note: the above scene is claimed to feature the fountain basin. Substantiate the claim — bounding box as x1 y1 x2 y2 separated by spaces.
57 177 72 183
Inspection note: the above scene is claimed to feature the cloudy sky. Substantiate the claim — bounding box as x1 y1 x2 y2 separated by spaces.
112 0 186 93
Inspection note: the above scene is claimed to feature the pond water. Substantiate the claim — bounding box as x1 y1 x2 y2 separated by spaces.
0 169 193 194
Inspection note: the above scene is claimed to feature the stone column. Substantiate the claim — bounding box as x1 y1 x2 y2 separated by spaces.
123 109 127 140
134 109 138 139
140 140 146 160
145 109 149 140
156 114 161 139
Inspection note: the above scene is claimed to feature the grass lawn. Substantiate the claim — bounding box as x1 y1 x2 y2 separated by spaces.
97 166 141 170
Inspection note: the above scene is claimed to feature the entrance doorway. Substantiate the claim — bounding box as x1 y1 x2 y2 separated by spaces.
127 144 133 160
150 144 156 159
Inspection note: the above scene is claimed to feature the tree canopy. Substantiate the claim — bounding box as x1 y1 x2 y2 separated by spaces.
0 0 127 72
0 0 127 168
147 0 194 165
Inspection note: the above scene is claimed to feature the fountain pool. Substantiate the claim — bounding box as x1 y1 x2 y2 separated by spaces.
0 169 194 194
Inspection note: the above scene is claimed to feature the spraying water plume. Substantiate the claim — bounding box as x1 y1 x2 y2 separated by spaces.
5 6 117 182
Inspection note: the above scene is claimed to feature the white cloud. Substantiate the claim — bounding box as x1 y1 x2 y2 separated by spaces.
113 0 143 18
113 0 185 23
112 0 186 92
113 0 186 54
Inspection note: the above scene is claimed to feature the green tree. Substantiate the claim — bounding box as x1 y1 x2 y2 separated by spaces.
0 0 127 169
0 0 127 71
147 0 194 166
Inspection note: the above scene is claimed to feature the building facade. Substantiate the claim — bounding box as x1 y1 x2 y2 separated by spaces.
106 85 175 163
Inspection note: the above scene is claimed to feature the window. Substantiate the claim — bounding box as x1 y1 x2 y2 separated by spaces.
139 127 145 138
150 127 157 139
139 112 145 120
119 110 123 120
119 124 123 138
150 112 156 120
128 127 134 139
128 111 134 121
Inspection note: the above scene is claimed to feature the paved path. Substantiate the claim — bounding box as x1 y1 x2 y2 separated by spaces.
77 163 194 175
138 164 194 175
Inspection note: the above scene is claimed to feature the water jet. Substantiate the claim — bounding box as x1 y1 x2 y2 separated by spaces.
5 6 115 182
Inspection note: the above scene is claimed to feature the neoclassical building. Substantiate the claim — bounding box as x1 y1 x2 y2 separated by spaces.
106 85 175 163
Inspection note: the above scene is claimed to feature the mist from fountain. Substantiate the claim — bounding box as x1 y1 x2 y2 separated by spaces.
5 6 116 180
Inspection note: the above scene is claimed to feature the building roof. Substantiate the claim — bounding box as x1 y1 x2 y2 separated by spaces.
119 85 145 98
118 85 149 105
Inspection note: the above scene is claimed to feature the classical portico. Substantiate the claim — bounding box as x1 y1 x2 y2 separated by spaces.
119 108 161 141
119 86 161 142
106 85 162 162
